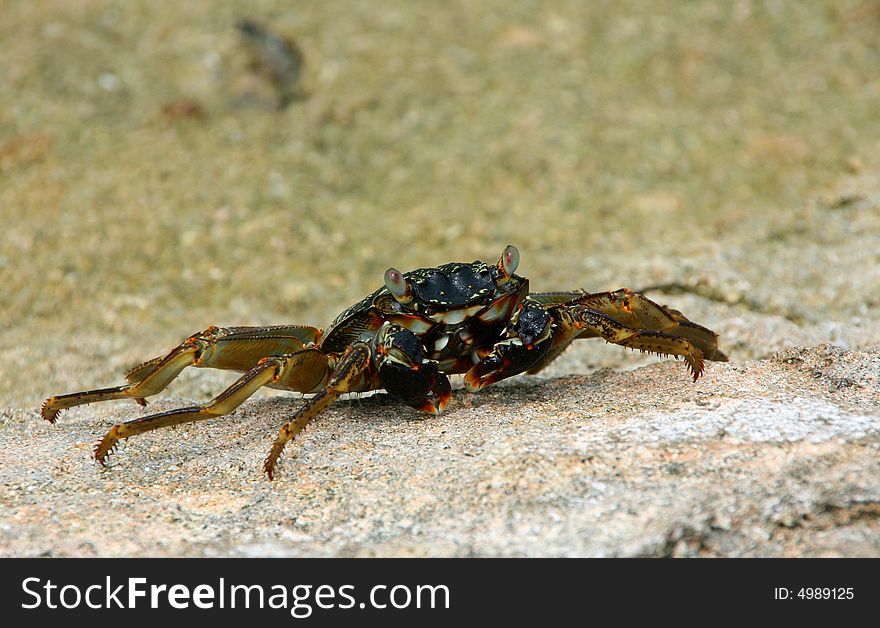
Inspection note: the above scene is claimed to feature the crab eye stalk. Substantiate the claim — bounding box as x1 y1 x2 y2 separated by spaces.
384 267 413 304
496 244 520 283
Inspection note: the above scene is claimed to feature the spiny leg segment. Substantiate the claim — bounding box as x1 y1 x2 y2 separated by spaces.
41 325 321 423
94 348 330 466
533 289 720 351
583 289 723 361
263 343 372 480
527 288 723 377
558 304 706 381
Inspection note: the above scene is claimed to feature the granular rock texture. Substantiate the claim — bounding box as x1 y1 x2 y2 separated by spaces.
2 1 879 557
1 345 877 557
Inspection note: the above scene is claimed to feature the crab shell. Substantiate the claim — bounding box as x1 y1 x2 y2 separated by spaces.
319 255 529 375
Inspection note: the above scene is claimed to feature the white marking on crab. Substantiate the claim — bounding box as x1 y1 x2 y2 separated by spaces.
383 349 419 368
477 300 511 322
434 334 451 352
429 305 484 325
391 316 433 334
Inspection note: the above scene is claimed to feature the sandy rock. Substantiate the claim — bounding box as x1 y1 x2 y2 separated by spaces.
2 2 880 558
2 345 877 557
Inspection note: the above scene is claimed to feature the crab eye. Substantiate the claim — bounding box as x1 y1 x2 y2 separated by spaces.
496 245 520 283
502 245 520 275
384 267 412 303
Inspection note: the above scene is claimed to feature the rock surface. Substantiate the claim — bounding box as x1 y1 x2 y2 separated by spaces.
2 2 879 558
2 344 878 557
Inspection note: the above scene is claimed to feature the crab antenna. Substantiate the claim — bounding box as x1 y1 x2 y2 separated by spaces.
496 245 520 282
384 267 413 304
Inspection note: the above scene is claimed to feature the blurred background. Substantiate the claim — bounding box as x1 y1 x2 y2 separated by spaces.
2 0 879 406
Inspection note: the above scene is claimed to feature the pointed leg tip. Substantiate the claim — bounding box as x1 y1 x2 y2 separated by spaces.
94 426 122 466
94 443 107 464
40 398 59 423
263 445 284 481
94 445 110 467
262 459 277 481
685 349 706 383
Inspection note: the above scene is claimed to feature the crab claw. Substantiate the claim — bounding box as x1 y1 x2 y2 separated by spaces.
376 323 453 415
464 352 508 392
465 301 553 391
464 338 553 391
412 372 452 415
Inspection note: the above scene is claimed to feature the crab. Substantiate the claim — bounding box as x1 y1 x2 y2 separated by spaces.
41 246 726 479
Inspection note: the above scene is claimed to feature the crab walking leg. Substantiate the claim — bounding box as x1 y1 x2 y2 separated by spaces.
526 289 723 375
263 343 372 480
41 325 321 422
572 289 721 359
42 344 201 423
560 306 707 381
94 349 330 465
534 289 721 358
178 325 322 371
